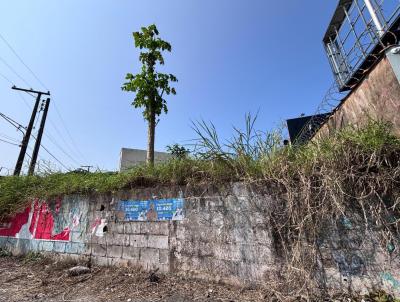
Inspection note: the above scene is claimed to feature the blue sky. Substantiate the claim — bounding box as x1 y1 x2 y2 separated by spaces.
0 1 337 173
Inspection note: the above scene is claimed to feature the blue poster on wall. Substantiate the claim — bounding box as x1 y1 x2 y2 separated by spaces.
117 198 184 221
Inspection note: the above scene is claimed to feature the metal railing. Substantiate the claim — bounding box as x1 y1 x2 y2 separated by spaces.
292 0 400 145
324 0 400 90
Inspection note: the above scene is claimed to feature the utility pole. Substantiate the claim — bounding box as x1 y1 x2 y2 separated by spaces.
12 86 50 176
28 98 50 175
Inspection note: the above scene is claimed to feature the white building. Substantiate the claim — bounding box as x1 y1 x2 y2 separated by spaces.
119 148 172 171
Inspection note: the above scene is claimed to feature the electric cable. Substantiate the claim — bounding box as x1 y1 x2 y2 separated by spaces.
0 111 71 171
31 134 71 171
0 33 46 90
0 32 89 165
0 71 14 85
0 133 21 144
0 137 20 146
0 55 31 87
43 132 81 166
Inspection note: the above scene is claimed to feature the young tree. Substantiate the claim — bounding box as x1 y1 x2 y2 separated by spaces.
122 24 177 165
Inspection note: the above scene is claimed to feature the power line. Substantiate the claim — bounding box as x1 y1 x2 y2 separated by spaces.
15 91 33 110
0 105 70 173
0 55 31 87
47 117 86 163
0 33 47 90
48 96 89 163
44 132 81 166
0 110 76 171
17 88 88 165
23 137 69 173
0 71 14 85
23 100 83 167
19 91 86 166
14 91 80 170
0 31 90 166
0 112 26 133
0 59 33 111
0 137 20 146
19 90 85 164
31 134 70 171
25 146 54 174
0 133 21 144
0 113 69 174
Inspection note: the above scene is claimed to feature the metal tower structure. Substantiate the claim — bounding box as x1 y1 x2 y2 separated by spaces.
290 0 400 144
324 0 400 90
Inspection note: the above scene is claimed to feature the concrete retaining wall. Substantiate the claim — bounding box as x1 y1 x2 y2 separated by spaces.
0 183 399 296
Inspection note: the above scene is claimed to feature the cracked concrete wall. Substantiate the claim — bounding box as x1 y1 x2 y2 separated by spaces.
0 183 399 296
85 184 275 285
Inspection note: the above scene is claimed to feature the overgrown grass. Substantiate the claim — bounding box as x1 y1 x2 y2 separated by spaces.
0 119 399 219
1 117 400 299
0 158 236 218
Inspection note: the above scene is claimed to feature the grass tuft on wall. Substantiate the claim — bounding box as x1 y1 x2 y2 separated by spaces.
0 119 399 218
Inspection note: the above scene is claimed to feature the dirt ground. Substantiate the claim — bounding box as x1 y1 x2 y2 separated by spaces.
1 255 397 302
0 255 267 302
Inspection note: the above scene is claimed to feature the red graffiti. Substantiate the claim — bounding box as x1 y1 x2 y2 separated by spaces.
29 201 71 240
0 200 72 241
91 217 101 230
0 206 30 237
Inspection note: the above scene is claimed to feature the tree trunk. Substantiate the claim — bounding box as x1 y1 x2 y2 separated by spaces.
147 109 155 166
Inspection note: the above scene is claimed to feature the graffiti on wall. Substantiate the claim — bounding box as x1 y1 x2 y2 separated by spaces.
0 198 86 242
382 272 400 290
0 206 31 238
91 218 108 237
117 198 184 221
332 251 365 277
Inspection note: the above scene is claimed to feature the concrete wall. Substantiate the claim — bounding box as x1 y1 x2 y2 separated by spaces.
119 148 172 171
315 49 400 138
0 183 399 296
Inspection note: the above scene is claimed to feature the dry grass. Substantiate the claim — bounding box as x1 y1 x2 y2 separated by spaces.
1 118 399 300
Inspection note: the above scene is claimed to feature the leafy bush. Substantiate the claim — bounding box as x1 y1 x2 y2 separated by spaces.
166 143 190 159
